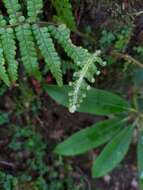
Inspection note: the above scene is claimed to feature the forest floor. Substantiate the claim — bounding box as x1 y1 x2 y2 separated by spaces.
1 0 143 189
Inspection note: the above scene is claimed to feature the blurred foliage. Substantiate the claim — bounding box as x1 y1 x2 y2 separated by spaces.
0 124 88 190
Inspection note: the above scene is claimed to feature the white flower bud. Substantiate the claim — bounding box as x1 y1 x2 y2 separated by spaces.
91 78 95 83
87 85 91 90
69 105 76 113
96 70 101 75
102 61 107 66
95 50 101 56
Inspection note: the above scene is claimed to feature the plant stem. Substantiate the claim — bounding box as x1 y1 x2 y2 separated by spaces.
111 52 143 69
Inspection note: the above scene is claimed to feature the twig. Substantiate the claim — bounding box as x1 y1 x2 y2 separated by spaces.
0 160 15 168
111 52 143 69
134 10 143 17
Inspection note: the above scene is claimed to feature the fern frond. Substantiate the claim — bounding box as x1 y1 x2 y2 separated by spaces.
0 27 18 83
68 51 106 113
0 14 18 82
51 0 76 30
15 23 41 80
32 24 63 86
48 24 90 64
0 45 10 86
27 0 43 22
0 14 6 26
3 0 22 24
0 0 105 96
48 25 106 112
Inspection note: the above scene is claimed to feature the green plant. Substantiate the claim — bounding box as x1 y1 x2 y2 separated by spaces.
1 0 142 189
0 111 9 124
0 0 104 89
9 125 48 174
45 84 143 189
0 122 88 190
0 172 18 190
0 0 60 85
100 27 132 65
51 0 76 30
0 82 7 96
0 0 106 115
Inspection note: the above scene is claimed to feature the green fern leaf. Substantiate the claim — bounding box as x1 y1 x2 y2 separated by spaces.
0 14 6 26
33 24 63 86
3 0 22 24
27 0 43 22
51 0 76 30
16 23 41 80
48 24 90 64
68 51 106 113
0 27 18 83
0 45 10 86
48 25 106 112
0 0 105 96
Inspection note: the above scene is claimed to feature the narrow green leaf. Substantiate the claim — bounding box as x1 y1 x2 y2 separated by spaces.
44 85 130 115
92 125 134 178
138 131 143 189
55 118 124 156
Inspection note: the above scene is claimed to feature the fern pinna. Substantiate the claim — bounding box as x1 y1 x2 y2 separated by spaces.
0 0 105 113
51 0 76 30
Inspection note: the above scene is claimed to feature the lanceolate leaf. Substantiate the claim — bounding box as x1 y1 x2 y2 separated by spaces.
55 118 125 156
44 85 130 115
137 131 143 189
92 125 134 178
